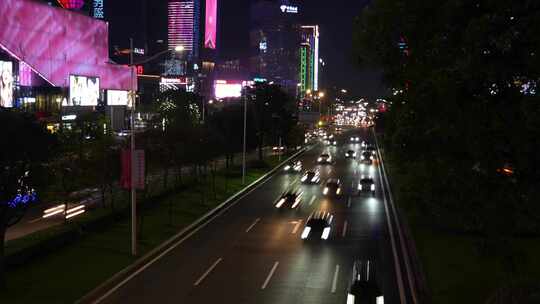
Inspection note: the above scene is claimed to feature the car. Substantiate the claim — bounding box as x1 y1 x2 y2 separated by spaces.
300 211 334 240
360 151 374 164
350 136 360 143
345 150 357 159
301 169 321 184
317 153 332 164
364 145 377 156
272 146 285 153
358 176 375 195
284 160 302 173
323 178 343 196
347 260 384 304
275 189 303 209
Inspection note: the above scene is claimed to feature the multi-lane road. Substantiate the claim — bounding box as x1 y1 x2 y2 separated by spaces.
93 128 412 304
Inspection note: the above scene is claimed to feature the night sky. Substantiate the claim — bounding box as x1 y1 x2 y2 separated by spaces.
107 0 387 99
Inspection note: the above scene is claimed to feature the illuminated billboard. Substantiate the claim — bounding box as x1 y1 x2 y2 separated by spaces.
66 75 100 106
215 80 242 99
205 0 217 49
0 61 14 108
107 90 129 106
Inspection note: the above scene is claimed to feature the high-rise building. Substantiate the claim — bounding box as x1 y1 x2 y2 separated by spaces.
249 0 301 94
300 25 320 93
168 0 201 59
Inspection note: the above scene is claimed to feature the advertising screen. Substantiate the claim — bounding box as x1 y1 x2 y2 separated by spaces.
215 80 242 99
107 90 129 106
0 61 14 108
205 0 217 49
66 75 100 106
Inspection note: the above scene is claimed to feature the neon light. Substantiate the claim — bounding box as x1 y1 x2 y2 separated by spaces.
204 0 217 49
57 0 84 9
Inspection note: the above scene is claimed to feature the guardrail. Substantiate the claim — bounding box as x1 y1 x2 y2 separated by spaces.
78 145 313 304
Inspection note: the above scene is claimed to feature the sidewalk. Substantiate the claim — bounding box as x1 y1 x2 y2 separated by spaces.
6 147 276 242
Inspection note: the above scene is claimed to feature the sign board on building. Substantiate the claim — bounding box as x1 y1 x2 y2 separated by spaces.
280 5 298 13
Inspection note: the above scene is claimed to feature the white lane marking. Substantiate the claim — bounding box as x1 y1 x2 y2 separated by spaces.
245 218 261 233
342 221 348 238
347 197 351 208
194 258 223 286
261 261 280 290
309 195 316 206
292 220 303 234
92 151 309 304
331 264 340 293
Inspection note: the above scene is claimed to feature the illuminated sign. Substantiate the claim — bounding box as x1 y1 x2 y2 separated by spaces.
66 75 100 106
93 0 104 19
280 5 298 13
136 66 144 75
205 0 217 49
62 115 77 121
107 90 129 106
19 61 33 86
160 77 188 85
0 61 14 108
259 41 267 52
215 80 243 99
133 48 145 55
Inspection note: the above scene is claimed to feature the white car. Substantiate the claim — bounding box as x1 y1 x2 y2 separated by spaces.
317 153 332 164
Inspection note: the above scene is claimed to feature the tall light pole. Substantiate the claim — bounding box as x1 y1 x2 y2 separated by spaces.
242 90 247 184
129 41 185 256
129 38 137 256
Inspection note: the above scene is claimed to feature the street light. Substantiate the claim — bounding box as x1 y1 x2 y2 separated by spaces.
129 39 184 256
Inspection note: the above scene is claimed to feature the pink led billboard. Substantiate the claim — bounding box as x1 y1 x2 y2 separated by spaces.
0 0 134 91
205 0 217 49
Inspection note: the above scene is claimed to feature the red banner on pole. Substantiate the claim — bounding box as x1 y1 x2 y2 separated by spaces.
121 149 145 189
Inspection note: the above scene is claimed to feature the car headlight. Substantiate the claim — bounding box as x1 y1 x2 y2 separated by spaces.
275 198 286 208
318 157 322 162
321 227 331 240
361 156 365 160
359 184 363 190
284 165 291 171
347 294 355 304
336 188 341 195
292 198 301 209
323 187 329 195
371 184 375 191
311 176 318 182
301 227 311 239
301 176 307 182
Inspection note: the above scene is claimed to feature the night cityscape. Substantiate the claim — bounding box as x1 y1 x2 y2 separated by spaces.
0 0 539 303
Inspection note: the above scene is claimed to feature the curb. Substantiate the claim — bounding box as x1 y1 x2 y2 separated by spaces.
77 146 312 304
374 130 428 304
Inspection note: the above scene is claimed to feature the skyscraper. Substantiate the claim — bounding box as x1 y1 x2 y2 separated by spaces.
300 25 320 93
168 0 201 59
249 0 301 94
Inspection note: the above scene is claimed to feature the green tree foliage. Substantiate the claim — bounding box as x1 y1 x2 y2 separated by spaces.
0 110 54 286
355 0 540 235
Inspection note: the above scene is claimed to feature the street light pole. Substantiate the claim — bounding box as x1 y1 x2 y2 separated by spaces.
129 38 137 256
242 91 247 184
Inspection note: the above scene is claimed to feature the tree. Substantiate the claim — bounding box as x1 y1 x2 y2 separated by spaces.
0 110 53 286
248 83 297 161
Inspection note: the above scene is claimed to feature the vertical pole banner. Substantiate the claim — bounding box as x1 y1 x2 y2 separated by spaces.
121 149 131 189
121 149 145 189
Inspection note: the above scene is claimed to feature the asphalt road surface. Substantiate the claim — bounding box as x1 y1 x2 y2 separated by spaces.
96 128 405 304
